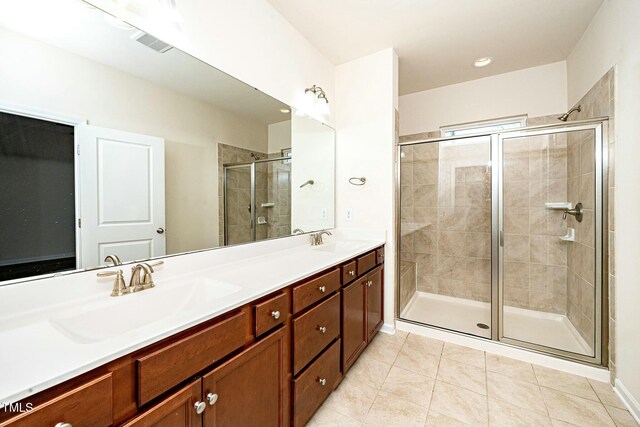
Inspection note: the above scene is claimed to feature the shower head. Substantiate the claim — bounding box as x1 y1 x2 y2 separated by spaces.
558 105 581 121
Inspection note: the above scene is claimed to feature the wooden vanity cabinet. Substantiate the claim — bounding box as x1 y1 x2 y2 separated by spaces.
202 328 288 427
342 252 384 374
1 246 384 427
120 380 202 427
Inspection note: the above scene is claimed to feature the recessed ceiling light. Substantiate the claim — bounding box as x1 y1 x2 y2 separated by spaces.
280 108 290 114
473 57 493 68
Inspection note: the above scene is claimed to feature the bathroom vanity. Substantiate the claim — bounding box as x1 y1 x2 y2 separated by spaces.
0 240 385 427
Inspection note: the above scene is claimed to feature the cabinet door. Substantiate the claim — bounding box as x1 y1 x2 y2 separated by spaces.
366 266 383 342
202 328 287 427
341 278 367 373
121 380 202 427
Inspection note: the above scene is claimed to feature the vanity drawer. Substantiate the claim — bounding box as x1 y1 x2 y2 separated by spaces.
292 339 341 427
341 261 357 285
136 311 247 405
292 292 340 374
254 291 289 337
376 247 384 265
357 251 376 276
0 373 113 427
292 268 340 313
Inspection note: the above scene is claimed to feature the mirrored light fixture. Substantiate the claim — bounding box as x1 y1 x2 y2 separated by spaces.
304 85 330 117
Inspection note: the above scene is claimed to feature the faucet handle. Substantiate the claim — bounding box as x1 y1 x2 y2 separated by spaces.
97 269 128 297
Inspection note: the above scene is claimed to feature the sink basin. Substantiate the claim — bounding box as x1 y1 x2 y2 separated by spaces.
50 278 241 344
311 241 367 253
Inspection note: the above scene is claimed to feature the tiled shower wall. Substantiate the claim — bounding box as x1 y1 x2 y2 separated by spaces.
218 144 292 246
502 130 569 315
218 144 268 245
566 68 615 379
399 140 492 311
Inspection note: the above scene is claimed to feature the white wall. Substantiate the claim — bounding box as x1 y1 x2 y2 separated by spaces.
335 48 398 330
0 27 267 255
86 0 335 126
567 0 640 417
267 120 291 155
290 115 335 232
399 61 568 135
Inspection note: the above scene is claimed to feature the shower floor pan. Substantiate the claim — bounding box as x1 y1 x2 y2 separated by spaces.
401 291 592 355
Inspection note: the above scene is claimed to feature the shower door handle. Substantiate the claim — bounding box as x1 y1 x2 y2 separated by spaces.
499 231 504 247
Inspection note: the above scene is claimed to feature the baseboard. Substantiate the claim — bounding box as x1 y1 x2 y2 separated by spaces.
379 322 395 335
396 319 610 382
614 379 640 424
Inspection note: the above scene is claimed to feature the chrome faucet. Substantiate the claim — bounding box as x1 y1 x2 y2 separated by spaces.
310 230 332 246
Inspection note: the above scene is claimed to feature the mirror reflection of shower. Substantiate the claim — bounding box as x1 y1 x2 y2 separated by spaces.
223 155 292 246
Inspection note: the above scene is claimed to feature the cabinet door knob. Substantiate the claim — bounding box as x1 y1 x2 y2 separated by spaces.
271 310 281 320
318 326 327 334
348 270 355 276
318 286 326 293
194 401 206 414
317 378 327 386
55 423 73 427
367 280 373 287
207 392 218 406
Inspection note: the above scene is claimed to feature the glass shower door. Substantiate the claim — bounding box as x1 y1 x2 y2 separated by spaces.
499 123 604 361
398 135 493 338
224 164 253 245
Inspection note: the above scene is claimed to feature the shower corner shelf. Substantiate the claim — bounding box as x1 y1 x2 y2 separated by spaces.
545 202 572 210
559 227 576 242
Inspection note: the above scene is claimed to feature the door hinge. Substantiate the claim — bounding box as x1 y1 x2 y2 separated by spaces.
77 144 80 155
78 218 82 228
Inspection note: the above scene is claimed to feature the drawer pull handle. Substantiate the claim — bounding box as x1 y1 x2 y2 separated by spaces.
207 392 218 406
55 423 73 427
195 401 206 414
317 378 327 386
318 286 326 293
318 326 327 334
367 280 373 287
271 310 281 320
348 270 355 276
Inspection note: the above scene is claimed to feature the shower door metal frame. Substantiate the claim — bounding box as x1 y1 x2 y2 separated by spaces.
223 156 291 245
395 117 609 366
496 120 607 366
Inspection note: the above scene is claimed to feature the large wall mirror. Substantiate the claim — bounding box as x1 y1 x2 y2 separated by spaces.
0 0 335 284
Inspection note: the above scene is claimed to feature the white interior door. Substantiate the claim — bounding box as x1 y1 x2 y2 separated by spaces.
78 124 165 268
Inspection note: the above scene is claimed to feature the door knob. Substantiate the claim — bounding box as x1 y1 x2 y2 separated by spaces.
207 392 218 406
271 310 281 320
317 378 327 386
318 286 326 293
348 270 355 276
367 280 373 287
318 326 327 334
156 227 165 234
194 401 206 414
55 423 73 427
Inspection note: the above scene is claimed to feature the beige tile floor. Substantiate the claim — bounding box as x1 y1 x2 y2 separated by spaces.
307 331 639 427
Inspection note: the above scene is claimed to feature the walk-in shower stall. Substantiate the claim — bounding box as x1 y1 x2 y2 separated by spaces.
223 156 292 246
397 118 608 365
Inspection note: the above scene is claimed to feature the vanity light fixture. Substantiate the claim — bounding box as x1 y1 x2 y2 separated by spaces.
305 85 329 104
473 56 493 68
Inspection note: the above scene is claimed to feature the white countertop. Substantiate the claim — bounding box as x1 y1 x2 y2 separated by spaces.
0 230 385 404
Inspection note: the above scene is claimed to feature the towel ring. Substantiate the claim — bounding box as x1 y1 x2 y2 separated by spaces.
349 177 366 186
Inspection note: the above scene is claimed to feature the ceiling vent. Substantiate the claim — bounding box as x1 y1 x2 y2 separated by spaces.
132 31 173 53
